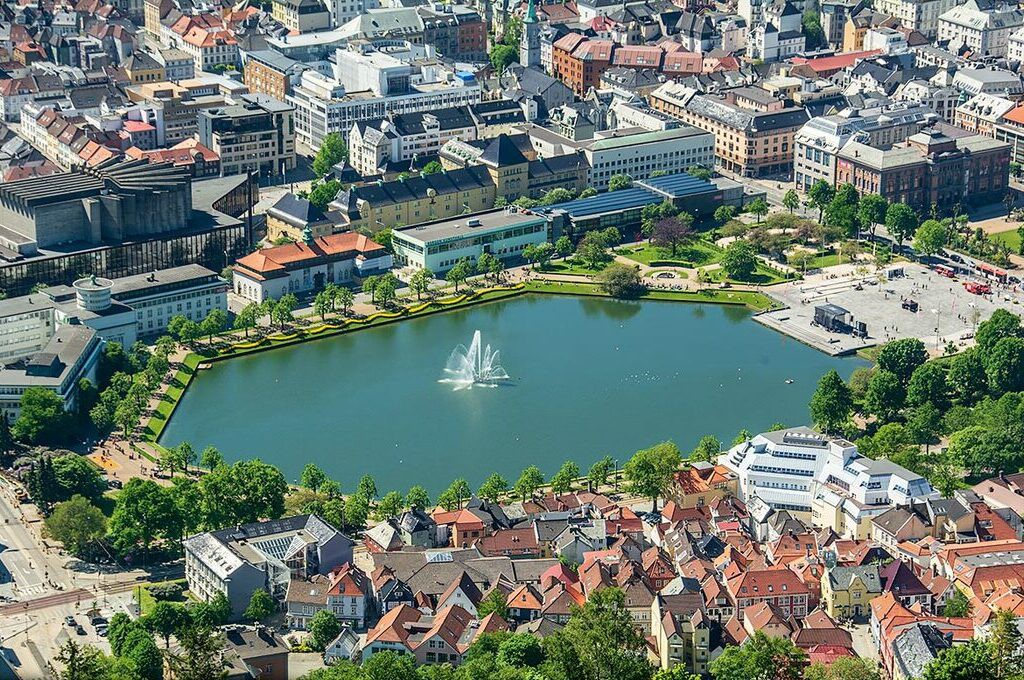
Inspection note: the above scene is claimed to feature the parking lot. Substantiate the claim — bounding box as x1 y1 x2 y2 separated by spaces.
757 262 1022 355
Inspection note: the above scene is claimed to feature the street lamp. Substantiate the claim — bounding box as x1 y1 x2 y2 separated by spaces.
932 308 941 349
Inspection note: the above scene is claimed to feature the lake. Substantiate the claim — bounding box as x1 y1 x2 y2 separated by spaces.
160 295 865 494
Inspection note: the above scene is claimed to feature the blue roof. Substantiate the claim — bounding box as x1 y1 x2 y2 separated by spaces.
535 187 654 218
534 171 719 219
638 172 717 197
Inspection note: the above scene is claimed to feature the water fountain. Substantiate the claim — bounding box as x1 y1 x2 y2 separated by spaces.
440 330 510 389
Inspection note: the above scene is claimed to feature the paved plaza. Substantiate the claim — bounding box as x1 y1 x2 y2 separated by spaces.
757 263 1023 355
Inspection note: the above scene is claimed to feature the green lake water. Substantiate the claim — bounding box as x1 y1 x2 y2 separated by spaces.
161 295 865 494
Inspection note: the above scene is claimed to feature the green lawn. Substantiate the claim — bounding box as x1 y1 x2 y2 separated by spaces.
800 252 856 270
991 228 1023 253
541 258 609 276
143 353 202 441
616 241 723 267
134 578 190 616
703 263 792 286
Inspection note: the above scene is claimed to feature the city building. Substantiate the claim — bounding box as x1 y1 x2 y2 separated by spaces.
266 193 334 242
390 208 548 273
872 0 955 37
938 0 1024 57
820 565 882 621
794 104 937 191
954 93 1016 136
835 127 1010 212
580 127 715 191
272 0 331 33
348 108 478 177
197 94 296 177
232 231 392 303
243 50 310 103
726 569 811 619
106 264 228 339
285 563 369 630
719 427 937 538
220 625 290 680
363 604 508 664
183 514 355 617
650 82 809 177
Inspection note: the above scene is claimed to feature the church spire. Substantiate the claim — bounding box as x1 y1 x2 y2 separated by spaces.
524 0 537 23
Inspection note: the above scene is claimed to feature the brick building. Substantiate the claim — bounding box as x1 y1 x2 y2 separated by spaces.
835 127 1009 212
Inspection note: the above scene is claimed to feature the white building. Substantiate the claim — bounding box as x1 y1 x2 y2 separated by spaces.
232 231 392 303
349 108 478 176
391 209 548 273
749 1 805 62
719 427 937 539
872 0 956 38
938 0 1024 58
580 126 715 191
288 46 482 150
863 26 909 53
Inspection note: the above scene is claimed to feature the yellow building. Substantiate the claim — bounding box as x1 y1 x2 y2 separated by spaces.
843 9 898 51
265 193 335 243
651 594 711 675
123 52 167 85
821 565 882 621
668 463 738 510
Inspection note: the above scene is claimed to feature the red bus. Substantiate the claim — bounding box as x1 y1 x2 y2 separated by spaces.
934 264 955 278
977 262 1008 283
964 281 992 295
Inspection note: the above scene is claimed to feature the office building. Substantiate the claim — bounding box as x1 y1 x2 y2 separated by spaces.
197 94 296 177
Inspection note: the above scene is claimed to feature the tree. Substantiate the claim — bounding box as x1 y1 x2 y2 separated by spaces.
299 464 327 491
976 309 1023 353
587 456 615 491
440 478 471 510
710 631 807 680
690 435 721 462
576 231 610 270
907 361 949 410
489 43 517 72
313 290 332 321
808 180 835 221
446 258 473 292
783 189 800 213
375 490 404 520
108 478 179 557
243 588 274 623
550 461 580 494
596 262 644 298
746 197 769 223
864 370 906 423
810 370 853 434
802 9 825 48
13 387 73 445
406 485 429 509
715 205 738 225
514 466 544 501
344 492 369 530
478 473 509 502
313 133 348 176
948 349 988 405
357 474 378 500
941 590 972 618
608 174 633 191
374 273 398 308
877 338 928 383
540 188 576 206
550 588 652 680
200 446 224 471
50 640 111 680
652 214 694 256
721 241 758 281
497 632 544 668
477 587 510 620
922 639 991 680
859 194 889 241
914 219 948 257
624 441 681 511
121 626 163 680
886 202 918 248
336 287 355 315
144 600 185 647
804 657 880 680
986 337 1024 394
554 235 573 257
45 495 107 556
309 609 342 651
272 294 298 329
991 607 1023 679
201 308 227 343
421 160 443 176
166 626 227 680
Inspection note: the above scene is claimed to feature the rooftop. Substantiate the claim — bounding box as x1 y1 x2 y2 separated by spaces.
393 209 545 245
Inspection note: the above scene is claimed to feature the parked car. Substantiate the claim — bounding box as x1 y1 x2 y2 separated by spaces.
64 616 76 626
75 625 86 636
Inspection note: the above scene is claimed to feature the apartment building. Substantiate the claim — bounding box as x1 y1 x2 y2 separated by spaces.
243 50 309 103
720 427 937 539
581 126 714 191
836 128 1010 212
794 104 937 191
197 94 296 176
937 0 1024 57
873 0 956 37
650 82 809 177
954 93 1015 136
272 0 331 32
127 81 230 145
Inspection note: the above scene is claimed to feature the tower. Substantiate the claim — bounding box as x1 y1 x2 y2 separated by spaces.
520 0 541 69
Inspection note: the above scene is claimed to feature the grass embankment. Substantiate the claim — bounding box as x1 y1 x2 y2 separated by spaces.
525 280 779 311
703 263 792 286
